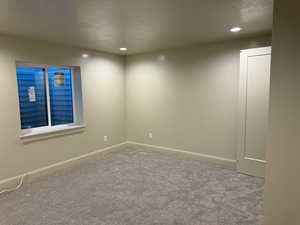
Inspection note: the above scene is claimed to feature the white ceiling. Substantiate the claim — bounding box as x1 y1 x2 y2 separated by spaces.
0 0 273 55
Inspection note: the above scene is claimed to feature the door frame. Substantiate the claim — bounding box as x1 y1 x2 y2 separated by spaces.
237 46 272 177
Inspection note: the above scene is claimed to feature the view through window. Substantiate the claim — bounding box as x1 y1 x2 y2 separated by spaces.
16 64 82 131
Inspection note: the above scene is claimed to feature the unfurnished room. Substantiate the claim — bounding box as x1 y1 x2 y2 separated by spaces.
0 1 299 225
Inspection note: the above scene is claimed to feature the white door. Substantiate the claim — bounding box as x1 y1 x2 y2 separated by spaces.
237 47 271 177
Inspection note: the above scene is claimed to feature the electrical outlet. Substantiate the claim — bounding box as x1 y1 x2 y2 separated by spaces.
148 132 153 139
104 136 108 142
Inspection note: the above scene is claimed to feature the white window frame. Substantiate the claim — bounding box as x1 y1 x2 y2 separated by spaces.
16 62 85 139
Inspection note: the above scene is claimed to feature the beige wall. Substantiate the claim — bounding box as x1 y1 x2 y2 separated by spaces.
264 1 300 225
125 36 271 161
0 36 126 181
0 33 273 183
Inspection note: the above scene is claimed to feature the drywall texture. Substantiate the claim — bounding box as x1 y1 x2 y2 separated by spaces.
264 1 300 225
0 36 126 181
126 36 271 161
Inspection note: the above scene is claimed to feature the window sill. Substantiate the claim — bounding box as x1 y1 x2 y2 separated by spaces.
20 124 85 140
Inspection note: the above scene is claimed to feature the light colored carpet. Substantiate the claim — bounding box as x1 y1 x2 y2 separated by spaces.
0 148 264 225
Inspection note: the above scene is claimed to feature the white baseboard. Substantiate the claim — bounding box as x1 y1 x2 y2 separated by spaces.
126 141 237 168
0 141 237 192
0 142 127 191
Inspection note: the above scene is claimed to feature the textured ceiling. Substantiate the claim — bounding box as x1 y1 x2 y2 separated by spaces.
0 0 273 55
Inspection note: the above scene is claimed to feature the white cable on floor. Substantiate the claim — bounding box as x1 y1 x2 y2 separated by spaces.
0 175 25 195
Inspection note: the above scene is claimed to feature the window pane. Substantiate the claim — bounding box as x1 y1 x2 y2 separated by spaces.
48 67 74 126
16 66 48 129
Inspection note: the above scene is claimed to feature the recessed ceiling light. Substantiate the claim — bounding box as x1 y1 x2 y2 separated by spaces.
82 53 89 58
230 27 242 33
120 47 128 51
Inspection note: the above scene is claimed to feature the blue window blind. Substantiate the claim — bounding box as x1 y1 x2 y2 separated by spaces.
48 67 74 126
16 67 48 129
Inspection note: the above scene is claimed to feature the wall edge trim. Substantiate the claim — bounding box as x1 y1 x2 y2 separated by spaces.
0 142 128 192
126 141 237 168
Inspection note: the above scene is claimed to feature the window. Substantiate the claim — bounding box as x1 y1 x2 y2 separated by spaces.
48 67 74 126
16 63 84 137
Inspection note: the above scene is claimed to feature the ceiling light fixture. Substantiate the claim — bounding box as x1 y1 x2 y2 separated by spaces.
120 47 128 51
82 53 89 58
230 27 242 33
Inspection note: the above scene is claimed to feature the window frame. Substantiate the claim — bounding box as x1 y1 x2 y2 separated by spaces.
16 62 84 139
